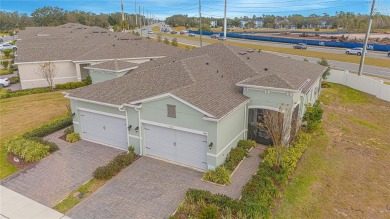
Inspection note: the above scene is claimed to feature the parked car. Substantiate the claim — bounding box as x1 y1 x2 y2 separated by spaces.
293 43 307 49
388 51 390 57
0 44 17 51
0 78 10 88
188 33 195 37
345 47 366 56
147 30 153 34
170 30 177 34
180 31 186 35
210 34 219 39
0 38 3 43
218 36 227 41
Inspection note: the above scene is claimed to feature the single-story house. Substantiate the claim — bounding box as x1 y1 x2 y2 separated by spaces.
15 23 180 89
64 43 326 171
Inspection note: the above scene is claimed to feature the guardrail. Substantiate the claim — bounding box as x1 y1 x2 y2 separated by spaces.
188 30 390 52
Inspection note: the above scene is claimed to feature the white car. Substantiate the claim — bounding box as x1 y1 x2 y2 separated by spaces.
0 44 17 51
0 78 10 87
345 48 367 56
147 30 153 34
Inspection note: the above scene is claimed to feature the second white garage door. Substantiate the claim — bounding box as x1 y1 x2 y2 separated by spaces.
143 124 208 170
80 110 128 150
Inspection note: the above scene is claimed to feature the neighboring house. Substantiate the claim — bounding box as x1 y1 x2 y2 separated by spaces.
210 21 217 28
85 59 139 84
15 23 180 89
253 18 264 28
65 43 326 171
240 17 250 28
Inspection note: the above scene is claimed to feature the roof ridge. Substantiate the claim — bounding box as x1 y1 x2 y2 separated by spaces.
114 59 119 70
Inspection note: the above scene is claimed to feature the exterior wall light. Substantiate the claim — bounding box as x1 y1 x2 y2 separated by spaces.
135 126 139 132
128 125 132 131
71 113 75 118
209 142 213 149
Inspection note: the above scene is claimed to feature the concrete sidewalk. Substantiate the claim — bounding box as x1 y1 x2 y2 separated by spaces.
0 186 71 219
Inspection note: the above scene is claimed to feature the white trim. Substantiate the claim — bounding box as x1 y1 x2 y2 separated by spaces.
237 83 299 93
136 107 143 155
81 137 128 152
72 121 79 125
248 105 283 112
129 134 141 139
78 107 126 119
65 95 121 108
140 119 208 136
207 129 246 158
118 105 130 148
21 76 77 82
131 93 216 118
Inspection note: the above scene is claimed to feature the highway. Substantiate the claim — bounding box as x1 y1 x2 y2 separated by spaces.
139 25 390 79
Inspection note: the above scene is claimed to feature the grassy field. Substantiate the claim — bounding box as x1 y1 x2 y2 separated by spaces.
0 91 69 179
274 84 390 218
158 32 390 68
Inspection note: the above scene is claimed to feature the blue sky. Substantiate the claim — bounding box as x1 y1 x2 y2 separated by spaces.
1 0 388 19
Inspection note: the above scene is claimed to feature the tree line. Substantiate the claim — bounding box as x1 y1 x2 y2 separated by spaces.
0 6 150 33
165 12 390 32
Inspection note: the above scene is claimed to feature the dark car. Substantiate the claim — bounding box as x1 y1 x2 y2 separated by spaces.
388 51 390 57
170 30 177 34
293 43 307 49
0 38 3 43
210 34 219 39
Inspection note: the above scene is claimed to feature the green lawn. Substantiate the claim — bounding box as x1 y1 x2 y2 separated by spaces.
274 84 390 218
0 91 69 179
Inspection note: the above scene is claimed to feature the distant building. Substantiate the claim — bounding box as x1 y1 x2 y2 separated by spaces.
253 18 264 28
210 21 217 28
240 17 250 28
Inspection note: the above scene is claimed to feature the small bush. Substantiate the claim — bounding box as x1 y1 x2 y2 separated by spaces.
64 126 74 135
303 103 323 132
1 60 9 69
66 132 80 143
6 137 50 162
85 75 92 85
93 147 135 180
2 49 12 58
28 137 59 153
163 38 170 44
55 81 87 90
203 166 231 185
171 38 178 47
9 76 20 84
199 205 219 219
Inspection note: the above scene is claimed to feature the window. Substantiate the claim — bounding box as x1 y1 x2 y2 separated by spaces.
167 104 176 118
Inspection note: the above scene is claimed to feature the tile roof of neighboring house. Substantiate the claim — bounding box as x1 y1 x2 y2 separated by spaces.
15 24 181 63
88 60 139 71
67 43 326 119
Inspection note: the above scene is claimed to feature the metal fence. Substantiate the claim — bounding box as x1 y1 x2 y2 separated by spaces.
188 30 390 52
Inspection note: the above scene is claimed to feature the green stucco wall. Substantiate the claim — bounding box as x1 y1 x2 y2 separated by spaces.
243 88 295 110
90 69 127 84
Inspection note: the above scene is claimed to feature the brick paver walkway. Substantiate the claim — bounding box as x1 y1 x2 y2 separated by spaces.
68 145 266 219
1 128 122 207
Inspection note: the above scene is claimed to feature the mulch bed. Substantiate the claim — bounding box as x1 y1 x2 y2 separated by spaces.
6 153 36 169
58 134 67 141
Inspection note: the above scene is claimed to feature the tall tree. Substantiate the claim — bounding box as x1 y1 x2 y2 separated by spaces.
31 6 66 26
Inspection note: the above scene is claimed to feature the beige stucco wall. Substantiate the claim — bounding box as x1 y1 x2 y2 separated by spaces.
18 61 77 89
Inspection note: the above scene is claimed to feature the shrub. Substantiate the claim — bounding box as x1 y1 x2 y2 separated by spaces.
203 166 231 185
27 137 59 153
199 205 219 219
55 81 87 90
303 103 323 132
6 137 50 162
171 38 178 47
23 116 73 138
315 28 320 31
93 147 135 180
9 76 20 84
64 126 74 135
224 146 248 172
163 38 170 44
85 75 92 85
317 58 330 79
1 60 9 69
0 87 52 99
2 49 12 58
66 132 80 143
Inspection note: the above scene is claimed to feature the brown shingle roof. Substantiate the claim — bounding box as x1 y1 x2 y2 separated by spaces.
89 60 139 71
68 43 325 119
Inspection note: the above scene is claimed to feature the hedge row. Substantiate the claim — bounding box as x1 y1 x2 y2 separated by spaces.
93 147 135 180
202 140 255 185
0 87 52 99
6 116 72 162
55 81 87 90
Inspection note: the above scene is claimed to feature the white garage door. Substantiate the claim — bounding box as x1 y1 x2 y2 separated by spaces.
80 110 128 150
143 124 208 170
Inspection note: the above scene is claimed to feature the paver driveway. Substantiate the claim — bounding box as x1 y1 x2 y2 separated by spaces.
1 129 122 207
68 147 265 219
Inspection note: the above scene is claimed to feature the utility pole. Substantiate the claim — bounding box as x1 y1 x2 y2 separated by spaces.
139 5 142 36
199 0 202 47
121 0 124 21
358 0 375 76
223 0 227 39
135 0 137 27
143 7 145 28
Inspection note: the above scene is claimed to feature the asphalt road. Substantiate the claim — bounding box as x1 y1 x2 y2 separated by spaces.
140 25 389 79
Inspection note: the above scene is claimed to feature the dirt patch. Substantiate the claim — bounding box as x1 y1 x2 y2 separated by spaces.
6 153 36 169
58 134 67 141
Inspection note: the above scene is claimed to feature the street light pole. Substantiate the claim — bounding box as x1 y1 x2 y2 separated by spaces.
223 0 227 39
358 0 375 76
199 0 202 47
